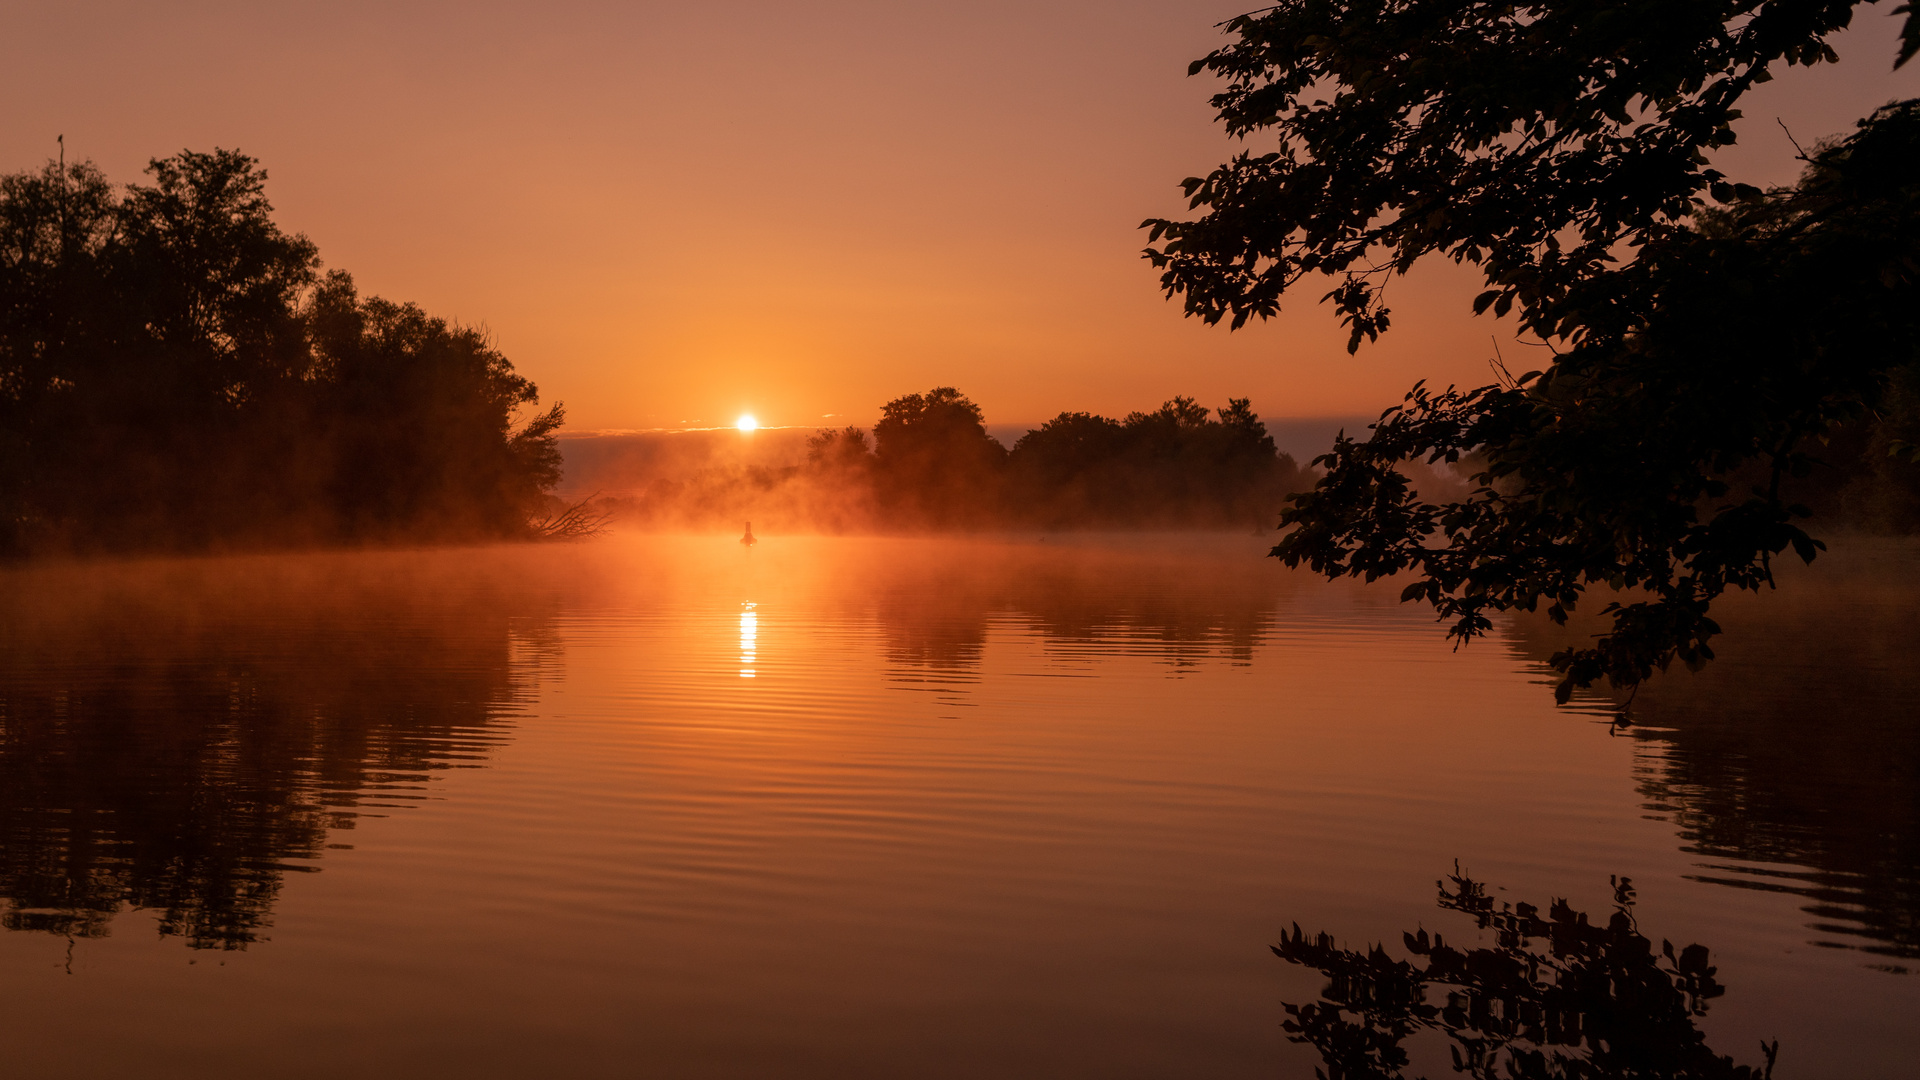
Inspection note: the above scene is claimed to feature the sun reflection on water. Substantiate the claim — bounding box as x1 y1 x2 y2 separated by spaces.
739 602 757 678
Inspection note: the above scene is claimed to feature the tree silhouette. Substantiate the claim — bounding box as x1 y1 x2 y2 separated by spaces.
307 271 565 538
1275 868 1778 1079
807 425 875 475
587 390 1300 531
1145 2 1920 699
0 149 564 554
1007 396 1301 527
872 387 1008 526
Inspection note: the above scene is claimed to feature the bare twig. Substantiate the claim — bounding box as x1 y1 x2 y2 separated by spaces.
529 492 615 540
1777 117 1810 162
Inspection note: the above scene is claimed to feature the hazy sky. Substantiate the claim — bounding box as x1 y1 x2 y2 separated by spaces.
5 2 1916 430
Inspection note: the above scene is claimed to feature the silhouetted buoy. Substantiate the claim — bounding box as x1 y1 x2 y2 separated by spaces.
740 521 756 546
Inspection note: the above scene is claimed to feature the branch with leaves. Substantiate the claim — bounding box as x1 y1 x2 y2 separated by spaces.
1146 1 1920 698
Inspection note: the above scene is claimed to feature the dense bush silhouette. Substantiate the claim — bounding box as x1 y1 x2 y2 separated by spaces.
0 149 564 555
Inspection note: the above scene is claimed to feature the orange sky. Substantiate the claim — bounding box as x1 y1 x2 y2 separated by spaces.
5 1 1916 431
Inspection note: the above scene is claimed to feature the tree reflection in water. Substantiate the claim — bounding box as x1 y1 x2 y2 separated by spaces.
0 538 1280 954
872 537 1278 676
0 552 556 950
1506 540 1920 965
1276 868 1778 1080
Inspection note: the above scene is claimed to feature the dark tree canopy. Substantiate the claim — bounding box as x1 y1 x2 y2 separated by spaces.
872 386 1009 527
0 149 564 554
1145 1 1920 699
307 272 564 538
1008 395 1299 526
863 386 1301 528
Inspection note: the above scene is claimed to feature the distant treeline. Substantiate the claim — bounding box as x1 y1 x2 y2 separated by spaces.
600 387 1313 530
595 375 1920 534
0 150 565 555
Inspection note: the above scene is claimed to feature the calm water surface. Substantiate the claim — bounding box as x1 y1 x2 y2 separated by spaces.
0 534 1915 1078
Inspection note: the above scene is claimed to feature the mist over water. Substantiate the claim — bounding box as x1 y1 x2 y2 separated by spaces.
1 534 1916 1077
556 390 1315 533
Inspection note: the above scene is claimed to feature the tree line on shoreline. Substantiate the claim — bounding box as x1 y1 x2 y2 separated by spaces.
0 147 1311 552
5 145 1913 556
0 149 566 557
598 387 1315 532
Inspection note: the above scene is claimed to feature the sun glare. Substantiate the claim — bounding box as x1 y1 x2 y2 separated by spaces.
736 414 758 432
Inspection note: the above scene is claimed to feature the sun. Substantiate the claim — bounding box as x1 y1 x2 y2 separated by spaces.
736 414 758 432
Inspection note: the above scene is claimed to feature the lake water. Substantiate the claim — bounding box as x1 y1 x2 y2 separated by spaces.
1 533 1915 1078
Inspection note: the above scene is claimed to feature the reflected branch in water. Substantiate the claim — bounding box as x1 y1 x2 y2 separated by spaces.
1275 868 1778 1079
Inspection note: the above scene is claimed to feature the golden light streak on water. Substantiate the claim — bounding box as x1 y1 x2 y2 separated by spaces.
740 602 758 678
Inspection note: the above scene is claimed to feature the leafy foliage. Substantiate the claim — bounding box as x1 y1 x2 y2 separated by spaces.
1143 1 1920 698
307 271 564 537
0 150 564 553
